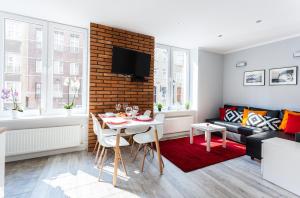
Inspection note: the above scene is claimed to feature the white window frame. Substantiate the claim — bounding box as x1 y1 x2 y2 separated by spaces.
0 12 88 117
48 22 88 115
154 44 191 111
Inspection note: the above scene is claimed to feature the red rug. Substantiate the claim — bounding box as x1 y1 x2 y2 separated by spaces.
159 135 246 172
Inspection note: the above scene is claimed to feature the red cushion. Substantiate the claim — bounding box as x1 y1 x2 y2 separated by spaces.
219 107 237 121
284 114 300 134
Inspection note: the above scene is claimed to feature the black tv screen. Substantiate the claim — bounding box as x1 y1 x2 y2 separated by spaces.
112 46 151 77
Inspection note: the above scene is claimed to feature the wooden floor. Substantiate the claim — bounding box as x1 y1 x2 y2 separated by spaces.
5 148 299 198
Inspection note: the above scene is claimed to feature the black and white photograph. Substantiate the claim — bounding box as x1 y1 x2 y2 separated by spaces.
244 70 265 86
269 66 298 85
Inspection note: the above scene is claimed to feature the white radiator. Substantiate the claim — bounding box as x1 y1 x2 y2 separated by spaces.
164 116 194 134
5 125 82 156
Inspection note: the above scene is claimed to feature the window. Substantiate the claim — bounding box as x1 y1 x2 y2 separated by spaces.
154 44 190 110
35 60 42 73
53 61 63 74
154 47 169 107
5 53 20 73
5 20 22 40
172 50 188 105
54 31 64 51
53 80 63 98
70 34 80 53
3 18 43 112
70 63 80 75
35 28 42 49
35 83 41 99
50 26 85 110
0 13 88 116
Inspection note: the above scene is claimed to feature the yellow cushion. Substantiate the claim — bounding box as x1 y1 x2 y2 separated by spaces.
279 110 300 130
242 109 267 126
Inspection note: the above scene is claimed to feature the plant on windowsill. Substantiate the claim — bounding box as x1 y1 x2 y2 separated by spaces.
185 101 191 110
1 88 23 119
156 103 163 112
63 78 80 116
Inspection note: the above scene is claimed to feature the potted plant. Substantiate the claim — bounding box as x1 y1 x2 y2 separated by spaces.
64 78 80 116
156 103 163 112
185 101 191 110
1 88 23 119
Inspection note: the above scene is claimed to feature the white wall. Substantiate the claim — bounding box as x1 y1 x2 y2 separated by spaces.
198 49 224 121
0 132 4 198
223 36 300 111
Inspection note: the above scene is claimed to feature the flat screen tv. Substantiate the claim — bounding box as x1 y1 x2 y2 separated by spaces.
112 46 151 77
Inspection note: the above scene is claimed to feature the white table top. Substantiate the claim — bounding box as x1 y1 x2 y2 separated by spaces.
100 116 163 130
191 123 226 132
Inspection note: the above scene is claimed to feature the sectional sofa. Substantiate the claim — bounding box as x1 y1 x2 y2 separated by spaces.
206 104 295 160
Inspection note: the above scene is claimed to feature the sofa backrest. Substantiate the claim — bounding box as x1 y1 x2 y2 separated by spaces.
224 104 283 119
224 104 248 112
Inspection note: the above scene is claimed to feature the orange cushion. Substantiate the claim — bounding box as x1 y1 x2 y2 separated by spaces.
242 109 267 126
279 110 300 130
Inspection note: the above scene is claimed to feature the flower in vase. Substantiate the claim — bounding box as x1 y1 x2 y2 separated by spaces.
1 88 10 100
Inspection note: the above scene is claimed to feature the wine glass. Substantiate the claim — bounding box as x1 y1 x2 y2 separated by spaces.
125 106 132 117
115 103 121 113
123 103 128 111
132 106 139 117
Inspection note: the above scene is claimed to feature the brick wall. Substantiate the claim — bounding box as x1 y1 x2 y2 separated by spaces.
88 23 155 151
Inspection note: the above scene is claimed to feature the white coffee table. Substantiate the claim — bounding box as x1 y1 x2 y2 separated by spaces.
190 123 227 152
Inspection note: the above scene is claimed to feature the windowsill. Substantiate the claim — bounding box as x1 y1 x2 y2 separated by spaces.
0 113 88 122
154 109 197 117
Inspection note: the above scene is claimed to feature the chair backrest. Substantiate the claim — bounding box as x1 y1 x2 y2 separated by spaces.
90 113 104 141
144 110 151 117
154 113 165 139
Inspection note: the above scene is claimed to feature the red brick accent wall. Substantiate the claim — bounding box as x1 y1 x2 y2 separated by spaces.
88 23 155 151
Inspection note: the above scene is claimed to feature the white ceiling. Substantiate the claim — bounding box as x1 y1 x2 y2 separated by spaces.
1 0 300 53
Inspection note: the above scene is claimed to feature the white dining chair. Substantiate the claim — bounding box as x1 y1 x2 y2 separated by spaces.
132 113 165 172
90 113 129 180
90 113 118 163
125 110 152 153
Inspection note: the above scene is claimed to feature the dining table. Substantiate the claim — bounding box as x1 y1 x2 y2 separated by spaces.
98 114 164 187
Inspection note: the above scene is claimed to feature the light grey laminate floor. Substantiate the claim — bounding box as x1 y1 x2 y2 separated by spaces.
5 148 299 198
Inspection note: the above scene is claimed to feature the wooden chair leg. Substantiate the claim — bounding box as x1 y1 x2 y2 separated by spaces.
97 146 105 168
150 142 154 160
130 140 135 155
132 144 142 162
141 145 147 172
93 141 99 154
98 148 107 181
118 150 128 176
161 156 165 168
95 142 101 164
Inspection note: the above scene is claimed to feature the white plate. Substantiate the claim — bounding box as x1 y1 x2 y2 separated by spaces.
105 112 115 117
137 115 151 121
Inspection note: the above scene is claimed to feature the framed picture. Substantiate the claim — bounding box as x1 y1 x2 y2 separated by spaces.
244 70 265 86
269 66 298 86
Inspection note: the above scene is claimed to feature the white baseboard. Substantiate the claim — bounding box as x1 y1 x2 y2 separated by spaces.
5 144 87 162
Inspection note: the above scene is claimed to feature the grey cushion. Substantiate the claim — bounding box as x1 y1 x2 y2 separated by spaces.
213 121 241 133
